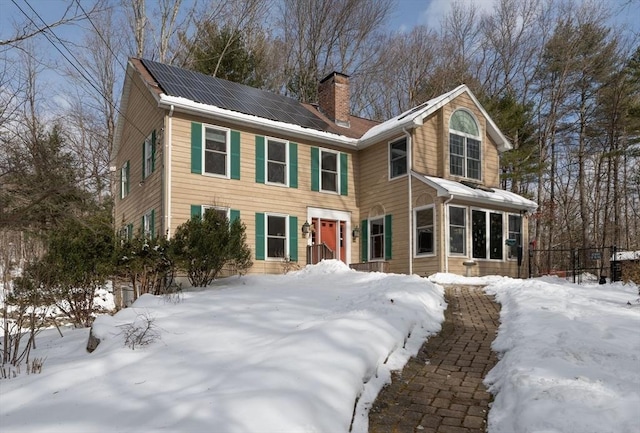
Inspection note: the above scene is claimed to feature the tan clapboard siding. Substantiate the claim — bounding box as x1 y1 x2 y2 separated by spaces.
114 71 165 236
358 139 411 274
168 114 359 270
412 111 442 176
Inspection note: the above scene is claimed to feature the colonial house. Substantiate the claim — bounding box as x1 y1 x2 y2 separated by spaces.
112 59 537 278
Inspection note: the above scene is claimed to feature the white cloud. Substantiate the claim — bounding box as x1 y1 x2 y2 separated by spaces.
419 0 497 29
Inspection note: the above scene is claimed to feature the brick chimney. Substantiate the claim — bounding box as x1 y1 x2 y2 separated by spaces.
318 71 350 128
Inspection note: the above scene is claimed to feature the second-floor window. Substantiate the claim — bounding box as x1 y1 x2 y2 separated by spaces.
143 133 154 179
267 139 287 185
321 149 338 192
449 110 481 180
204 126 228 176
120 161 130 199
389 137 407 179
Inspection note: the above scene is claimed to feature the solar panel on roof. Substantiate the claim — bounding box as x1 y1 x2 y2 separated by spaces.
141 59 328 131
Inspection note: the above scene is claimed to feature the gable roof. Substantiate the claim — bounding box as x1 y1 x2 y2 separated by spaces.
359 85 512 151
416 174 537 212
113 58 512 159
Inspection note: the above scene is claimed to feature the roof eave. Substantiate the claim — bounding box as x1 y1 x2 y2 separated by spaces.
158 94 359 149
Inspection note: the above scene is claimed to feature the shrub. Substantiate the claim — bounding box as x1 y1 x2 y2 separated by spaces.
172 210 252 286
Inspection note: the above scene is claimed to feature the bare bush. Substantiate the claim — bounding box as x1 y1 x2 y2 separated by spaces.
119 312 160 350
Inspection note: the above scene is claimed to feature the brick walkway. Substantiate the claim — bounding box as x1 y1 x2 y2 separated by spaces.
368 285 500 433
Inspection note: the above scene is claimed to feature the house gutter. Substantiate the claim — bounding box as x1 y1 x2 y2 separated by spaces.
403 127 413 275
157 95 359 149
443 194 454 273
165 104 174 237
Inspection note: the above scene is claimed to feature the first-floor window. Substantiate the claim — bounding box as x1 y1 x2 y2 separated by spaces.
472 209 503 260
415 206 434 255
119 224 132 242
267 215 287 258
202 205 229 222
508 214 522 260
143 210 154 239
449 206 466 255
370 217 384 260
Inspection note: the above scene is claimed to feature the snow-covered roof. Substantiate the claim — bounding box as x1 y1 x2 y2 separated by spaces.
416 174 538 211
358 85 512 152
612 250 640 261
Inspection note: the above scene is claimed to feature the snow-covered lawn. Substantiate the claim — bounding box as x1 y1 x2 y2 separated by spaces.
0 261 445 433
483 276 640 433
1 262 638 433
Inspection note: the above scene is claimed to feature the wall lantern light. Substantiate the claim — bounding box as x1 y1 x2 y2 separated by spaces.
301 221 311 238
352 225 360 241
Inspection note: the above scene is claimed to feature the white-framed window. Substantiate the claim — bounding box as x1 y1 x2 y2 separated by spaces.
143 210 155 239
202 205 229 221
266 214 288 259
369 217 385 261
143 133 154 178
389 137 407 179
449 110 481 180
266 138 288 186
415 205 435 256
508 214 522 260
471 209 503 260
320 149 339 193
120 161 129 199
119 224 132 242
204 125 229 177
448 206 466 255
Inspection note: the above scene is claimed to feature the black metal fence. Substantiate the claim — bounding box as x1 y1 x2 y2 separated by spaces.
528 245 626 284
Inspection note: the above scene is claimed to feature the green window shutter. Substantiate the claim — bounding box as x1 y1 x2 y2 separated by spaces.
230 209 240 223
255 213 265 260
141 215 145 235
191 122 202 173
289 216 298 261
150 209 155 239
311 147 319 191
361 220 368 262
255 135 265 183
385 214 393 260
142 140 146 180
230 130 241 180
289 142 298 188
340 152 348 196
127 223 133 240
190 205 202 220
126 161 130 194
151 130 156 172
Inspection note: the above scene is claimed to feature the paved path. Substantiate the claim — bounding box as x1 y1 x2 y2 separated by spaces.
368 285 500 433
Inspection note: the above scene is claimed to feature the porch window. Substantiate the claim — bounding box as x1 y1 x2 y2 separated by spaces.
508 214 522 260
449 110 481 180
449 206 466 255
472 209 503 260
389 137 407 179
415 206 434 255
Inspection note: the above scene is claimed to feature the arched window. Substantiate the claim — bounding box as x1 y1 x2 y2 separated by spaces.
449 110 481 180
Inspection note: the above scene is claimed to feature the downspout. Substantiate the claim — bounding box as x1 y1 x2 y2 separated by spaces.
443 194 454 273
403 127 413 275
165 104 174 237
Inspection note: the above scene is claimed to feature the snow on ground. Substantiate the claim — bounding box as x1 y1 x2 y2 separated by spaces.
483 276 640 433
3 265 639 433
0 260 445 433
